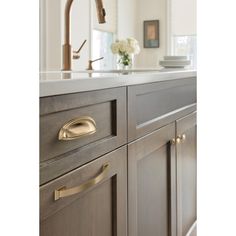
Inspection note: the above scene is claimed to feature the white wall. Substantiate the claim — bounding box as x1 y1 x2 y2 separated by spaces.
171 0 196 35
135 0 167 68
40 0 61 71
117 0 137 39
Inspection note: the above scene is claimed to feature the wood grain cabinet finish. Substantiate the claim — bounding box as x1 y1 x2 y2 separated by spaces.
128 123 177 236
40 87 127 184
40 146 127 236
128 77 196 142
40 78 197 236
176 112 197 236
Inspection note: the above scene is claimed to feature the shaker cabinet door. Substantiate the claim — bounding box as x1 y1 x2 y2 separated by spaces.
128 123 177 236
176 112 197 236
40 146 127 236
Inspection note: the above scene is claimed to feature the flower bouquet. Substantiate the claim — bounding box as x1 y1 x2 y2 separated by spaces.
111 38 140 69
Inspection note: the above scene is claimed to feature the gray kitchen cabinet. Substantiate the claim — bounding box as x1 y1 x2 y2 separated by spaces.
176 112 197 236
40 76 197 236
128 112 197 236
128 123 177 236
40 146 127 236
127 77 197 236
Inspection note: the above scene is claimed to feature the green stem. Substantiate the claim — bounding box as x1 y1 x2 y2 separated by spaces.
119 52 132 66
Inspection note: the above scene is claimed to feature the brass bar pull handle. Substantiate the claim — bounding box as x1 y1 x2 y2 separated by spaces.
176 134 187 144
58 116 96 141
54 163 109 201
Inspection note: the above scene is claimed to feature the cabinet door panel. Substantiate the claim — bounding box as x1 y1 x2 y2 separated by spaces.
40 146 127 236
176 112 197 236
128 123 176 236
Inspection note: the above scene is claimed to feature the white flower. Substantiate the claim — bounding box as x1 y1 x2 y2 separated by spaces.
118 40 128 53
134 44 140 55
126 44 134 54
127 37 138 46
111 37 140 55
127 38 140 55
111 42 119 54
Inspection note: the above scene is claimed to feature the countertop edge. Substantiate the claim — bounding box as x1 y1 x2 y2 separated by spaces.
40 70 197 97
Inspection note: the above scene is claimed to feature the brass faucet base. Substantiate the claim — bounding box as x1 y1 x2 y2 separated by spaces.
62 44 71 71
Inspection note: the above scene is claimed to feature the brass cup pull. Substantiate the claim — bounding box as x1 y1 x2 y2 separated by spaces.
58 116 96 141
54 163 109 201
176 134 187 144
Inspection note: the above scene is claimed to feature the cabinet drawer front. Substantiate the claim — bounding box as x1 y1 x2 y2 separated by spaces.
40 87 127 184
40 146 127 236
128 77 196 141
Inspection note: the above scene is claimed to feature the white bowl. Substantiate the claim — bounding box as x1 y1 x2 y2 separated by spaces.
164 56 187 61
159 59 190 68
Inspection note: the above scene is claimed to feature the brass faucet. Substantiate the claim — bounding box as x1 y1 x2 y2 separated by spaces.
87 57 104 70
62 0 106 71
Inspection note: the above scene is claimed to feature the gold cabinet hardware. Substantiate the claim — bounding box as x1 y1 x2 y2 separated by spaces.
176 136 181 144
176 134 187 144
171 138 176 145
181 134 186 141
58 116 96 141
54 163 109 201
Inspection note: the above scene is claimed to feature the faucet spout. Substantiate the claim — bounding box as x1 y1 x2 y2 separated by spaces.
62 0 106 71
95 0 106 24
64 0 74 45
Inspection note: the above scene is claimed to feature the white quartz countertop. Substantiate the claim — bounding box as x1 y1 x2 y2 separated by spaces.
40 69 197 97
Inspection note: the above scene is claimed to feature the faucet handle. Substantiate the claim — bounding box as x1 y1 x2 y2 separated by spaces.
73 39 87 60
87 57 104 70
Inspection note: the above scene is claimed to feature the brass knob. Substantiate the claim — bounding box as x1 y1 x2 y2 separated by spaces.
176 134 186 144
171 138 176 145
176 137 181 144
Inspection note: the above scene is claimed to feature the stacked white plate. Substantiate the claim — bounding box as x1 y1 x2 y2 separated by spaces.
159 56 190 68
